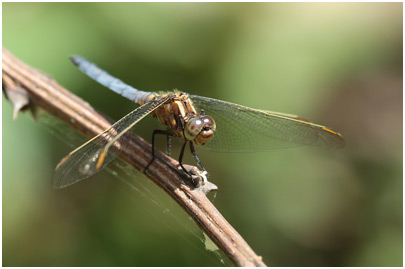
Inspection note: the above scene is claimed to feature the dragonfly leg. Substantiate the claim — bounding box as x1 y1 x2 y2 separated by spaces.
189 142 210 178
166 134 171 156
144 130 172 174
178 139 194 179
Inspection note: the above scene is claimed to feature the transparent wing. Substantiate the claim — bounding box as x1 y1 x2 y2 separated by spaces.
190 95 345 152
53 96 168 189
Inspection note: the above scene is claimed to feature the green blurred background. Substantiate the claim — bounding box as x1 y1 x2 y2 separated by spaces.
3 3 402 266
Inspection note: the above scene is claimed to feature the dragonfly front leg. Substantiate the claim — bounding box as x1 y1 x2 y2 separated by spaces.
178 138 193 179
178 140 209 186
144 129 172 173
189 141 210 178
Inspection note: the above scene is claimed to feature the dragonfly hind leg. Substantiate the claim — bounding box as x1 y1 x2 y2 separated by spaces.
144 130 172 173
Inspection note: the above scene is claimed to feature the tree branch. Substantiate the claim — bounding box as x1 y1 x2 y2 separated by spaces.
2 47 266 267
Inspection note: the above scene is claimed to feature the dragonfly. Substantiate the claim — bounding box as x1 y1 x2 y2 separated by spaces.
53 56 345 189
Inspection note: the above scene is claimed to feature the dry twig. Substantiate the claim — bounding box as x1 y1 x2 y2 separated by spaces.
2 47 266 267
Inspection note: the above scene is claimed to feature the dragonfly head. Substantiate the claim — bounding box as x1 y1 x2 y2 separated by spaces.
184 114 216 146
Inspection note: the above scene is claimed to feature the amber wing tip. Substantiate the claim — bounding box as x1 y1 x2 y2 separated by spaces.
318 126 345 149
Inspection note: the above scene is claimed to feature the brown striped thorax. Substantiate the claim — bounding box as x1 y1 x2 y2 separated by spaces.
139 91 216 146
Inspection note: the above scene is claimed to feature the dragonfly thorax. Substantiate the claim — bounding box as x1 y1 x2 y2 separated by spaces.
184 115 216 145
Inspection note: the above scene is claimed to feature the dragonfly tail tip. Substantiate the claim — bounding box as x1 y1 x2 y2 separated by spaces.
69 56 83 66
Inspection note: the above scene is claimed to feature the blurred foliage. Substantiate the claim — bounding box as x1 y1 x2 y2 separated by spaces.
3 2 402 266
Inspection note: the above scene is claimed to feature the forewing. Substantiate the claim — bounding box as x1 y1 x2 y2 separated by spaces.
190 95 345 152
53 96 168 189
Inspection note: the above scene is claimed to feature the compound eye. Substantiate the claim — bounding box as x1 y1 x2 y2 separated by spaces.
194 116 216 146
202 116 216 132
184 118 204 141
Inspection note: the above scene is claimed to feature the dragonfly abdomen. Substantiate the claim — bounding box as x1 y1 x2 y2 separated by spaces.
70 56 156 106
